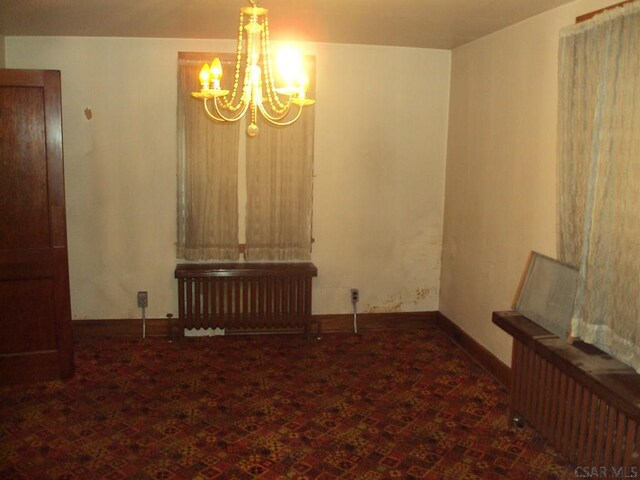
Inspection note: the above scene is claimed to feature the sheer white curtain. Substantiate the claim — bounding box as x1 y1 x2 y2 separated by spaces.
557 2 640 369
177 53 240 261
245 57 315 261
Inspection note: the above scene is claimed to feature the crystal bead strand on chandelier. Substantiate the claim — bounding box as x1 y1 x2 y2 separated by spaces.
191 0 315 137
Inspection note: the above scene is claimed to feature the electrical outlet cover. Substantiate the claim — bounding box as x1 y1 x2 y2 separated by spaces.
137 291 148 308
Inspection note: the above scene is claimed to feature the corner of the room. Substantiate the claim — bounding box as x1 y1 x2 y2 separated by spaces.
439 0 618 367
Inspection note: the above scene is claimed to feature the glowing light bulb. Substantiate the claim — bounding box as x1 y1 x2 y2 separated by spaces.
210 58 223 80
297 72 309 99
210 58 223 90
277 46 303 88
199 64 211 89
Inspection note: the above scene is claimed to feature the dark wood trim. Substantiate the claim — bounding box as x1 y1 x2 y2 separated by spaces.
174 262 318 277
315 311 438 333
576 0 635 23
73 318 171 338
73 311 438 338
224 312 437 336
437 312 511 388
493 311 640 420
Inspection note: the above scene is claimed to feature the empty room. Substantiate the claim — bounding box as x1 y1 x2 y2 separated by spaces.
1 0 639 478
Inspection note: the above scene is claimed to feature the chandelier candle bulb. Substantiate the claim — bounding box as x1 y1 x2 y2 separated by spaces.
210 58 223 90
191 0 315 137
298 72 309 99
199 65 210 89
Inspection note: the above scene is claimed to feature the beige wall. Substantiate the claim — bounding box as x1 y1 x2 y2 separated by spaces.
0 36 5 67
6 37 451 320
441 0 614 365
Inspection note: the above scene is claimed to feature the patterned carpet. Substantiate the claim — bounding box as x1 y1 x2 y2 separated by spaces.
0 328 574 479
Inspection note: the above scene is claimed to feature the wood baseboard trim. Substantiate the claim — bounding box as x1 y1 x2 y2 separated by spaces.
73 311 439 339
315 311 438 333
72 318 171 338
436 312 511 388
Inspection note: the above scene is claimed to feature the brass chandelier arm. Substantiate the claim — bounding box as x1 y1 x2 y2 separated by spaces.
203 97 250 123
257 96 293 122
257 101 304 126
213 96 251 122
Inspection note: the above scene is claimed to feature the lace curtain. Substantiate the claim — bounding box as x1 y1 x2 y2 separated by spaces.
245 58 315 261
557 2 640 369
177 53 240 261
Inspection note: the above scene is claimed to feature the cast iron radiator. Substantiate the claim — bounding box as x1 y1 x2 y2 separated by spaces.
174 262 317 338
494 311 640 472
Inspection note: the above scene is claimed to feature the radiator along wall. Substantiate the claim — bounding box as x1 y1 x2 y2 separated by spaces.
6 37 451 321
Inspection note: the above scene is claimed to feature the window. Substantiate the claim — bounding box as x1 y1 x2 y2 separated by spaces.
177 52 315 261
557 1 640 369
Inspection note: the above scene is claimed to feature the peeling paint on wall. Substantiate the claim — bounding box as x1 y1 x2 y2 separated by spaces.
365 295 404 313
415 288 434 301
363 287 438 313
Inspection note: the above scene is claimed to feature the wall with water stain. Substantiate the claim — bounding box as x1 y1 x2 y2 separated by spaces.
6 38 450 319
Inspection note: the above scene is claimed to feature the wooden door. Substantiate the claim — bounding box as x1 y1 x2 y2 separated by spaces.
0 69 74 384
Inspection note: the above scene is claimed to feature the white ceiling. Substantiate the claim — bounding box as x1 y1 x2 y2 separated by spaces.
0 0 579 50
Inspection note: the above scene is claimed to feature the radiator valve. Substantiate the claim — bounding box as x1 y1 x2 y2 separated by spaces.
512 414 524 428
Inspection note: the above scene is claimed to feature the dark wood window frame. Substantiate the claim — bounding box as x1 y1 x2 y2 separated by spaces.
576 0 635 23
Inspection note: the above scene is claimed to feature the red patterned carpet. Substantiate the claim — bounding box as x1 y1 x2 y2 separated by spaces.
1 328 574 479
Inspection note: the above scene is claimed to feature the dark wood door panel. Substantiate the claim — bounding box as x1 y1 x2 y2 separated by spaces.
0 68 74 385
0 278 57 353
0 351 61 385
0 251 73 382
0 249 70 352
0 86 51 249
0 248 60 277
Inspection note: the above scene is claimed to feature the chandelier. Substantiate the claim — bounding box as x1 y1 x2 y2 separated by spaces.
192 0 315 137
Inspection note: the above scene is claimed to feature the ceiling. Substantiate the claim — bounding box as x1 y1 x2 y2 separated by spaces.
0 0 579 50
